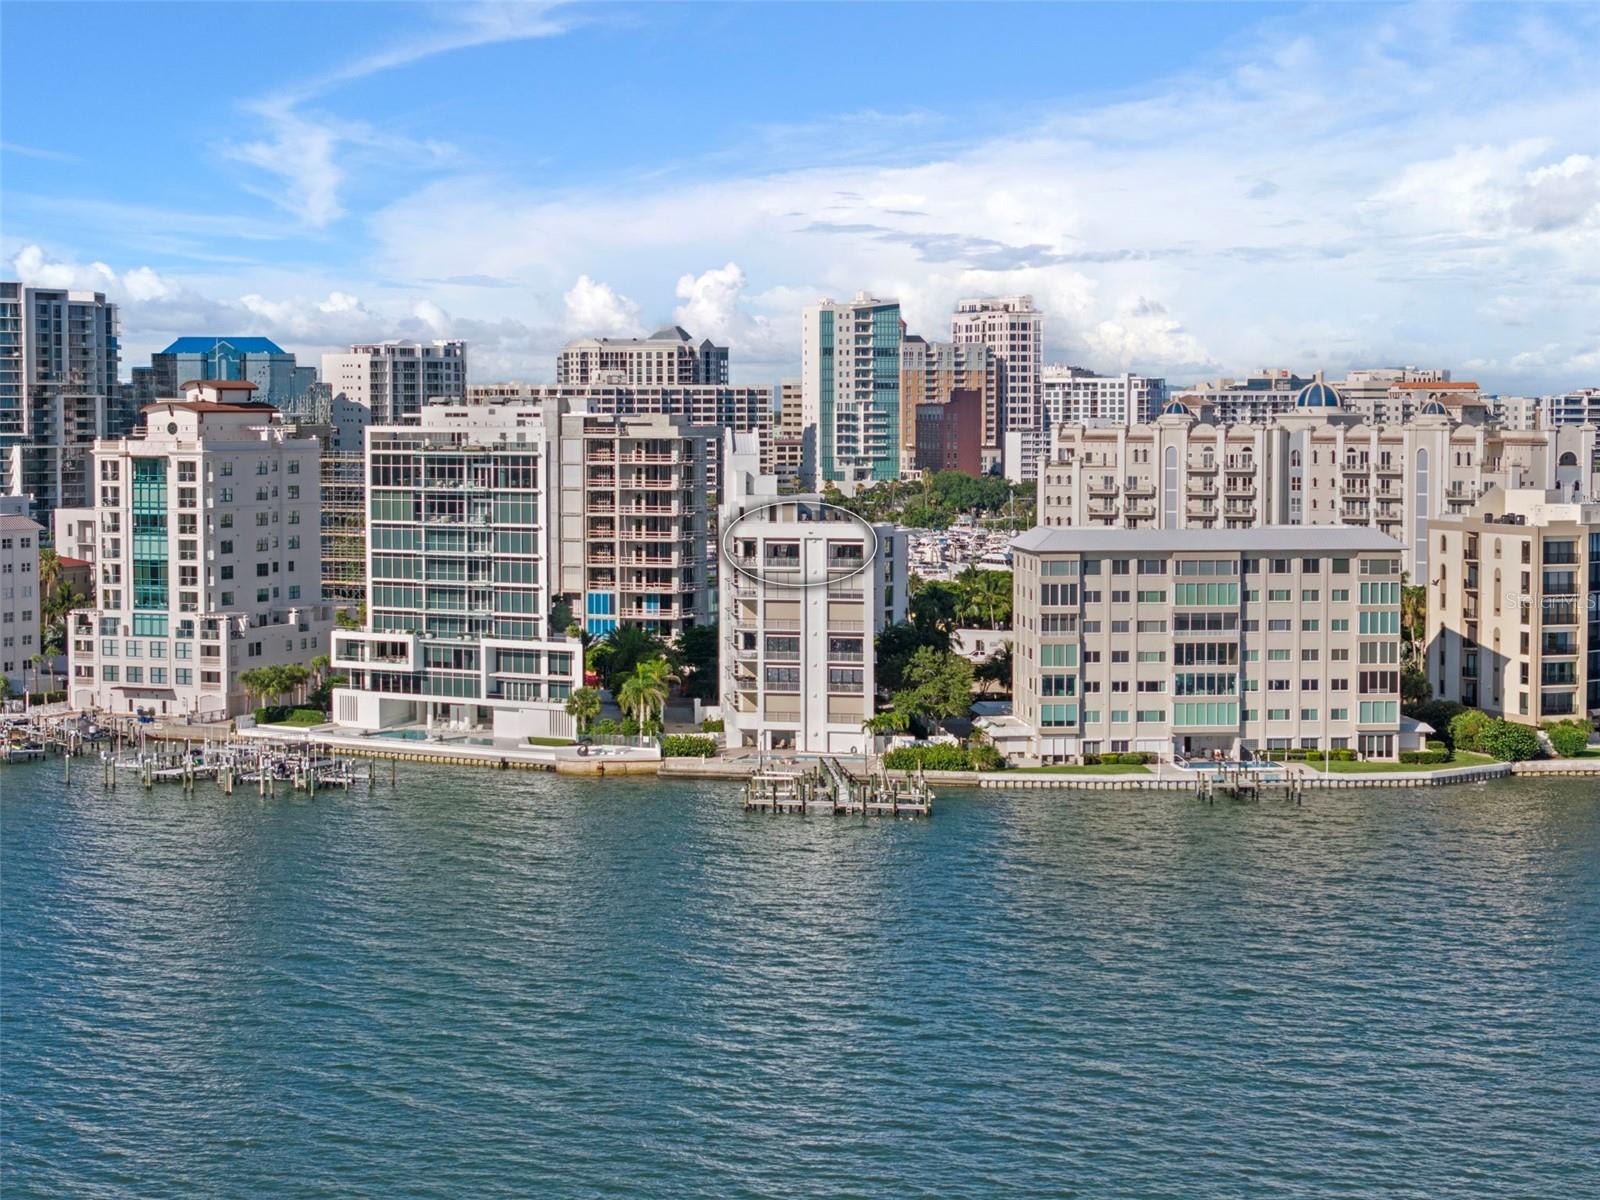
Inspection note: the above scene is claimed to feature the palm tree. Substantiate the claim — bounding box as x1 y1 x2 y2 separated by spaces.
617 662 668 735
565 685 601 736
28 653 44 699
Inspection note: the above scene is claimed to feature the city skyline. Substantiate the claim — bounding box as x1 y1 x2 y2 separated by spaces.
3 2 1598 391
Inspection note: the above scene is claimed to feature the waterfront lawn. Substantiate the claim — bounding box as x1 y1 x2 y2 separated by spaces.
527 736 575 747
1008 763 1153 775
264 709 326 728
1310 751 1497 774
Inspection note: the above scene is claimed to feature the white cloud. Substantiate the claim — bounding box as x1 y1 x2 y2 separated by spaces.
562 275 641 336
672 263 784 362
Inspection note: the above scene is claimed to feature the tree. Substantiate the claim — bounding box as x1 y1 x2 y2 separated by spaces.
875 621 944 694
1401 667 1430 707
671 623 719 702
616 661 669 733
334 603 366 630
954 567 1012 629
893 646 975 729
589 625 668 695
862 709 910 738
1401 585 1428 667
975 644 1013 695
565 686 602 735
909 580 960 637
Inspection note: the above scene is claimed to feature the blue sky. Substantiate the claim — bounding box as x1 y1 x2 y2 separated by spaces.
4 2 1598 390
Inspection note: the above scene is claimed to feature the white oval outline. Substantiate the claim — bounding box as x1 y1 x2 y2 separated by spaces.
720 499 881 591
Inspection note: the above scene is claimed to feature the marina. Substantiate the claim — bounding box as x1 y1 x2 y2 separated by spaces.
741 757 935 817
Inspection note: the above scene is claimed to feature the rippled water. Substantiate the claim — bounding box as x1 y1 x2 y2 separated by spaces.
4 763 1598 1198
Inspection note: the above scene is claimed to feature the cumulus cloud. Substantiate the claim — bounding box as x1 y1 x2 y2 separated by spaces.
11 243 172 300
673 263 784 360
562 275 641 336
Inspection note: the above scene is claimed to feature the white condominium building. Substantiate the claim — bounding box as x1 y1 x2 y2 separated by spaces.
321 339 467 436
953 296 1043 480
1 505 43 694
1428 488 1600 725
558 326 728 386
1170 369 1311 426
67 382 333 718
1335 368 1453 424
329 401 579 740
802 293 904 488
1542 389 1600 430
719 432 906 754
464 381 770 438
1012 526 1406 764
764 380 805 492
1042 365 1166 429
1038 375 1596 581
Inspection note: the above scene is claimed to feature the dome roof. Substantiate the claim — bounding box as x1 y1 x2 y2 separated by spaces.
1419 399 1448 416
1295 376 1344 409
1159 398 1193 417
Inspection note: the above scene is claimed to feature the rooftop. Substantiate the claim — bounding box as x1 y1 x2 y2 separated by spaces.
142 400 281 416
161 336 286 355
1012 525 1404 554
0 513 44 534
180 379 260 392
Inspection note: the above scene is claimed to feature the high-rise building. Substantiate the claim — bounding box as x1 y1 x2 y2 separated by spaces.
0 282 121 525
1335 368 1452 424
1428 488 1600 724
1011 526 1407 763
915 390 985 477
65 382 333 718
899 336 1000 474
321 340 466 439
0 505 43 694
801 293 904 488
464 381 770 438
150 337 317 408
553 408 717 640
952 296 1042 475
763 380 805 492
557 326 728 386
328 401 580 740
719 431 906 753
1041 365 1166 428
1170 369 1313 425
1038 376 1596 580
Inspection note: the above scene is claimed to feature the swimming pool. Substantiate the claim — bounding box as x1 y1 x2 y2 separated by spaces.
368 729 430 741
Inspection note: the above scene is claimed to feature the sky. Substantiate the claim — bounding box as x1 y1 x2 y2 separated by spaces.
2 1 1598 392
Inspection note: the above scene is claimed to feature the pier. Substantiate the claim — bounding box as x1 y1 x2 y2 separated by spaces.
741 757 934 817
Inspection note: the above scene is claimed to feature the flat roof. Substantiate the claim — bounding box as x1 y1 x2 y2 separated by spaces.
179 379 259 391
142 400 280 415
1011 525 1404 554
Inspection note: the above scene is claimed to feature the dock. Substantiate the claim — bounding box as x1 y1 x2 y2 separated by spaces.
741 757 934 817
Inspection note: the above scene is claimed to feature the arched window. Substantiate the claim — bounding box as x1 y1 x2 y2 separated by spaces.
1494 569 1501 614
1290 450 1301 467
1559 451 1578 467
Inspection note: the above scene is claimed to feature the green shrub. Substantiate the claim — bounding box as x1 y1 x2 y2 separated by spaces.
1450 710 1494 754
660 734 717 758
1481 719 1542 762
1330 748 1358 761
699 718 725 734
1081 753 1100 765
1545 719 1594 758
1121 751 1148 765
884 744 973 771
1425 739 1450 755
1286 748 1307 761
589 718 620 736
967 742 1004 771
1399 749 1451 764
1098 751 1122 765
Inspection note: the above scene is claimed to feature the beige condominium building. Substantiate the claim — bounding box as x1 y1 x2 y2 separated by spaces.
1012 526 1406 764
1427 488 1600 725
899 336 1000 475
719 432 906 754
1038 375 1595 582
67 382 333 719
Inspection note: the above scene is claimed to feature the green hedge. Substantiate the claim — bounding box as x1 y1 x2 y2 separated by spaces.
1481 719 1542 762
661 734 717 758
254 706 325 726
1545 719 1593 757
1449 710 1495 754
1399 749 1451 764
884 744 973 771
699 718 725 733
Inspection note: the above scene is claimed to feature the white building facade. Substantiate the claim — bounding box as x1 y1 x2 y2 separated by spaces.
321 340 467 442
1012 526 1406 763
1042 366 1166 429
66 383 333 718
719 432 906 754
952 296 1042 478
1 505 43 694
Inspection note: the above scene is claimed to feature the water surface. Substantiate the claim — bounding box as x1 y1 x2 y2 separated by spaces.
4 764 1598 1197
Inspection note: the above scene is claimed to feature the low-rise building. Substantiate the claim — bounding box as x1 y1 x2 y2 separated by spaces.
1427 488 1600 724
66 382 333 718
1011 526 1405 763
1 506 43 694
719 432 906 754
